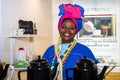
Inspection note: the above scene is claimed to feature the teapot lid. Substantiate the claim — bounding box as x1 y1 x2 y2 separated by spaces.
75 56 96 69
31 55 46 62
18 48 24 50
30 55 50 68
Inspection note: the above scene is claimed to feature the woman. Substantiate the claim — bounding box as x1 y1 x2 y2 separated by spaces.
42 4 98 80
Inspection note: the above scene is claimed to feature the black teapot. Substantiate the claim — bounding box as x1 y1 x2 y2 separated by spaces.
0 63 10 80
18 55 52 80
66 56 108 80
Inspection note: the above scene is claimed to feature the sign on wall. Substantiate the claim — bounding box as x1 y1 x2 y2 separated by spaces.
78 14 116 39
77 14 118 62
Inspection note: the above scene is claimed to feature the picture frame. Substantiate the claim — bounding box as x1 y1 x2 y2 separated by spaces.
77 14 116 39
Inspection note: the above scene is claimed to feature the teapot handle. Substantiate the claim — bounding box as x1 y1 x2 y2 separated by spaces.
66 68 74 80
18 69 27 80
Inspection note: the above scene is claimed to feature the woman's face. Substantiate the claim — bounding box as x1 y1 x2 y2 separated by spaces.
59 19 76 43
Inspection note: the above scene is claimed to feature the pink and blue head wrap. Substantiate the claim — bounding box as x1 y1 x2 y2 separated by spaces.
58 4 84 34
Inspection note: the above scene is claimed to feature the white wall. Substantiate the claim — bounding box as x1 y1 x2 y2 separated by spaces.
0 0 1 59
1 0 52 63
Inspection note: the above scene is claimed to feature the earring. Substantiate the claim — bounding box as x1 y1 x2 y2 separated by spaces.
58 37 61 41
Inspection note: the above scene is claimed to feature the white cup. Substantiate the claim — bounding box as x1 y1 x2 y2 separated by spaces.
11 29 18 36
93 29 101 35
18 29 25 35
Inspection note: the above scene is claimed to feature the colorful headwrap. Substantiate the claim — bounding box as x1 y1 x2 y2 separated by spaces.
58 4 84 34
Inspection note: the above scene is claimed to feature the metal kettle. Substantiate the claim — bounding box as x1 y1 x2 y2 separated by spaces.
18 55 52 80
66 56 108 80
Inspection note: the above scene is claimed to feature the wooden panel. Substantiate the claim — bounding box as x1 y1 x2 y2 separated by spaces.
105 72 120 80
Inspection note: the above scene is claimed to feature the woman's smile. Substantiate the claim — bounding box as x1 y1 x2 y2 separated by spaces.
64 33 70 36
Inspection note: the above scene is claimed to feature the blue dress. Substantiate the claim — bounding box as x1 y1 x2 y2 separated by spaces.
42 42 98 80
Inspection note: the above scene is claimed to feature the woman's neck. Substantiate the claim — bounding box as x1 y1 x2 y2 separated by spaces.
61 40 74 44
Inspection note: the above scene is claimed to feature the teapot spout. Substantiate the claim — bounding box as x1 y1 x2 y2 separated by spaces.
97 66 108 80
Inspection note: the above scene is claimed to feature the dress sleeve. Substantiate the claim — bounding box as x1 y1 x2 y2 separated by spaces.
76 43 99 64
84 47 99 64
42 45 54 59
42 45 55 65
